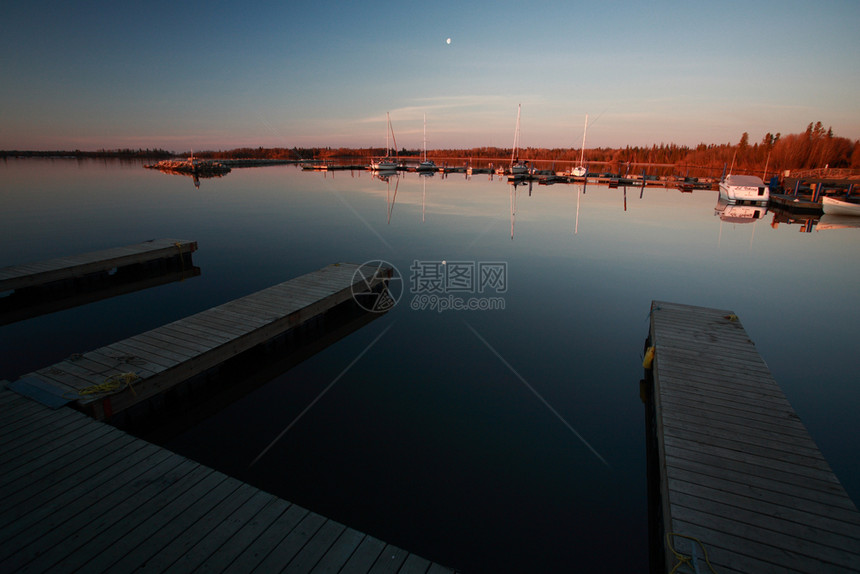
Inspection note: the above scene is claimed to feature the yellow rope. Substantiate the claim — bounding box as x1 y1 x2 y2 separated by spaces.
666 532 718 573
77 372 140 397
174 241 185 268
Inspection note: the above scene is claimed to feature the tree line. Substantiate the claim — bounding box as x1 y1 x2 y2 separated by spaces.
0 148 173 159
192 122 859 176
4 122 857 175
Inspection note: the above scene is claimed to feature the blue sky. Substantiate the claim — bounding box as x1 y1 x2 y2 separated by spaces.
2 0 858 151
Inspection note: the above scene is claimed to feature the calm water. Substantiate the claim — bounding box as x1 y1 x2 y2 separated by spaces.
2 158 859 572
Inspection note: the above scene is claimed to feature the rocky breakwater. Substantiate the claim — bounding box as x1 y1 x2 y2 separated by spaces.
144 158 231 176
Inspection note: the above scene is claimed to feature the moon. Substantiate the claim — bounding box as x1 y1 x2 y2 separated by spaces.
446 38 451 45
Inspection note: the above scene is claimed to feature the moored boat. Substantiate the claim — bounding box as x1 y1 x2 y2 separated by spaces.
509 104 530 176
718 174 769 203
371 112 398 172
822 195 860 217
416 113 436 173
568 114 588 178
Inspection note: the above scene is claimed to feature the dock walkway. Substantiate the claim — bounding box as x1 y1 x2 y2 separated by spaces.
0 382 453 573
0 238 197 293
645 301 860 573
10 262 389 420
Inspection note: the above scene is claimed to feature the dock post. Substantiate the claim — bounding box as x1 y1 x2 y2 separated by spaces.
811 182 822 203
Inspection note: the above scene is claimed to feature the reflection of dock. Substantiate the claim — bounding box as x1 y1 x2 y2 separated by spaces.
0 238 198 293
0 382 453 573
0 264 200 327
643 301 860 573
302 163 368 171
10 263 391 421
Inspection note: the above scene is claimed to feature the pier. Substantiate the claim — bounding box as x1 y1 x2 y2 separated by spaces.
0 238 197 293
9 262 392 421
0 381 454 573
643 301 860 573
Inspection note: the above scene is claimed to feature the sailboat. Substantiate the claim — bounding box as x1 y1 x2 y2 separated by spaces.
370 112 398 172
570 114 588 177
509 104 529 177
416 113 437 173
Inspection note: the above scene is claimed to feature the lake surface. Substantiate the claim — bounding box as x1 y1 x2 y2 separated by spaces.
2 158 858 572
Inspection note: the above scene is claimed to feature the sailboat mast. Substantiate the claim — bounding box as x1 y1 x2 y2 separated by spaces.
423 113 427 162
386 112 391 157
579 114 588 166
511 103 521 167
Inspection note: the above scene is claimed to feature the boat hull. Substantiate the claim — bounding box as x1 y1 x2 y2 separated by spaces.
822 196 860 216
718 175 769 203
371 159 398 171
510 164 529 175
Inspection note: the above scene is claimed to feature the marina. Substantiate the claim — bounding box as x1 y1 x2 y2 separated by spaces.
2 158 859 572
643 301 860 573
0 381 453 573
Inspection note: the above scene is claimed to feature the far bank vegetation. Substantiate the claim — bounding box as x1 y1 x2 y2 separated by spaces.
195 122 859 178
4 122 857 178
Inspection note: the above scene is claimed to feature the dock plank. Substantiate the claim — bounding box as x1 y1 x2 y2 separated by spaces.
646 300 860 573
339 536 387 573
9 263 390 420
0 238 197 292
6 391 462 574
221 503 310 574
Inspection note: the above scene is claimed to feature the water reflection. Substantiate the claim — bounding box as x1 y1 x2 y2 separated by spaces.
373 170 400 224
507 178 534 239
419 171 434 223
817 214 860 231
145 158 231 189
5 160 858 574
714 198 768 223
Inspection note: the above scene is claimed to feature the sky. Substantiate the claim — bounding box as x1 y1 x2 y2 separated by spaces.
2 0 859 152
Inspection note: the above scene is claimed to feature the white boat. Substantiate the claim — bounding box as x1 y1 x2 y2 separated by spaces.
370 112 398 171
569 114 588 177
509 104 529 176
718 174 769 203
416 113 437 173
822 196 860 217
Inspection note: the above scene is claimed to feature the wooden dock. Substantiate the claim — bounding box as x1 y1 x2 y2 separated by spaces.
644 301 860 573
9 262 391 421
0 381 454 573
0 238 198 293
0 263 200 327
769 193 823 214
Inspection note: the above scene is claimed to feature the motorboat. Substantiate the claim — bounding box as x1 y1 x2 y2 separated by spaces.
719 174 769 203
